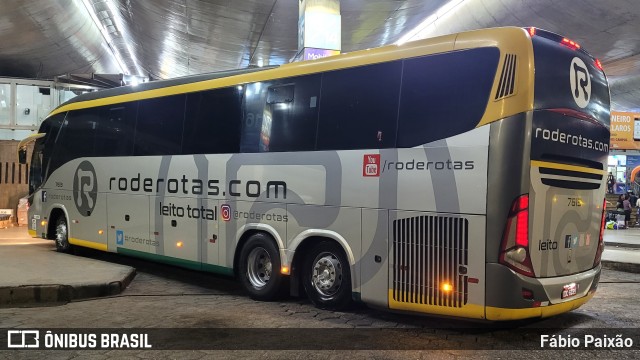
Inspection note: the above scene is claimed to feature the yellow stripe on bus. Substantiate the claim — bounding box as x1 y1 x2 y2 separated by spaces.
531 160 606 176
48 27 534 130
485 292 594 321
69 238 108 251
48 34 458 117
388 290 485 319
389 290 594 320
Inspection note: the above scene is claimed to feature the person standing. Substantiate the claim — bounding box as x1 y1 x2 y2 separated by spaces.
607 172 615 194
623 194 632 228
635 195 640 226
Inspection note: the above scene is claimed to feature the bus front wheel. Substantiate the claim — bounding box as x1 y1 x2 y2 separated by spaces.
238 233 286 301
54 216 72 253
303 241 352 310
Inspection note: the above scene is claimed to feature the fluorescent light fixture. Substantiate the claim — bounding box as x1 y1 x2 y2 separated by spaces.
396 0 466 45
81 0 136 76
105 0 143 76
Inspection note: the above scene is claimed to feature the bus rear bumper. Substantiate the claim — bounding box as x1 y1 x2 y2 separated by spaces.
484 263 600 321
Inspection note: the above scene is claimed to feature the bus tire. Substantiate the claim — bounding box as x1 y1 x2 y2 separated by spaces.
238 233 286 301
303 241 352 310
54 215 72 253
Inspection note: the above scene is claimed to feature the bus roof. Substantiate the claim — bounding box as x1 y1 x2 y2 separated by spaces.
48 26 534 119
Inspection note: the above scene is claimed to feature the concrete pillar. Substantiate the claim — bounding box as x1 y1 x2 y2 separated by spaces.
294 0 341 62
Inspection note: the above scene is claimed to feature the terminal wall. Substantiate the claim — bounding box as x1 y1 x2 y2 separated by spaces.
0 140 31 219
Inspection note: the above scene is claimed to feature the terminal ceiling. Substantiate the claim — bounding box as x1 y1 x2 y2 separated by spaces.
1 0 639 112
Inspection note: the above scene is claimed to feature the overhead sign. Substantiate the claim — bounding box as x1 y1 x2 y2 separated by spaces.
610 111 640 150
303 48 340 61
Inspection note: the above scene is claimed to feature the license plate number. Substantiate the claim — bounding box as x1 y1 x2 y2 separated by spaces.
562 283 577 299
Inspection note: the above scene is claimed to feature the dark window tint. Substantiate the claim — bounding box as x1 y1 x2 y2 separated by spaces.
30 113 64 191
241 75 320 152
397 47 500 147
49 109 100 174
317 61 401 150
94 102 136 156
134 95 185 155
183 88 242 154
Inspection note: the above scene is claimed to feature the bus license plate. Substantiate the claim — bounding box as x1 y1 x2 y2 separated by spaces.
562 283 577 299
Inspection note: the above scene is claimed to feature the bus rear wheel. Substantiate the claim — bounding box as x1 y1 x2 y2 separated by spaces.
303 241 352 310
54 216 72 253
238 233 286 301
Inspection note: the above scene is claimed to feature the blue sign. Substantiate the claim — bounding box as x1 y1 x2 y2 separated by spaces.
627 156 640 168
116 230 124 246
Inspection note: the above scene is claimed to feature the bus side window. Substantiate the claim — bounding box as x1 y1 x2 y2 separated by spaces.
183 88 242 155
134 95 186 156
38 113 64 181
49 109 99 175
396 47 500 147
316 61 401 150
94 103 136 156
240 74 320 153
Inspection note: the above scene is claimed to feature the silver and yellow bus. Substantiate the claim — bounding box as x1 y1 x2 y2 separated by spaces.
19 27 610 320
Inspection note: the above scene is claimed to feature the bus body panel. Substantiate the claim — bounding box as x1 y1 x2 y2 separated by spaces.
360 208 389 308
108 194 151 253
486 113 531 264
527 32 610 278
531 32 610 127
529 112 608 277
23 27 610 320
484 264 599 320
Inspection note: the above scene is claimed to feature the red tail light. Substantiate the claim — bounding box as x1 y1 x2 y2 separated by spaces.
499 194 535 277
528 27 536 37
561 37 581 50
595 58 603 71
594 198 606 266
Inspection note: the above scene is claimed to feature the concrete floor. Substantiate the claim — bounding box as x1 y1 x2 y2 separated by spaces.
0 225 639 358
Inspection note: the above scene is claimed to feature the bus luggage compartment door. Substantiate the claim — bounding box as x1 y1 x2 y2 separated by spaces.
107 193 151 253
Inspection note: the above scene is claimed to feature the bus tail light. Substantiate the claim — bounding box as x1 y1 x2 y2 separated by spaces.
499 194 535 277
594 198 606 266
561 37 581 50
528 27 536 37
595 58 604 71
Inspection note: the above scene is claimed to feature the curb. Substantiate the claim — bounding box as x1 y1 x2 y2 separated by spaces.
604 242 640 249
0 268 136 307
602 260 640 274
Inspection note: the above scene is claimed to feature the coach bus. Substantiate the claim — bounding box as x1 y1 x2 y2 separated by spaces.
18 27 610 320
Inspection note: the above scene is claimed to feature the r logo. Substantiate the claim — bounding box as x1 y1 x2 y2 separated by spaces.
73 161 97 216
569 57 591 108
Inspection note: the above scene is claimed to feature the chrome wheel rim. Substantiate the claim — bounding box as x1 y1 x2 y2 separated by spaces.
247 247 272 289
311 252 343 297
56 222 68 248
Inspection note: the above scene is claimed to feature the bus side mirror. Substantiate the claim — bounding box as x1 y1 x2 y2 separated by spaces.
18 147 27 164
